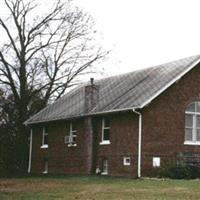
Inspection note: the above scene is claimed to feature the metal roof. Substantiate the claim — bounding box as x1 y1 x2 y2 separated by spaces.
26 55 200 124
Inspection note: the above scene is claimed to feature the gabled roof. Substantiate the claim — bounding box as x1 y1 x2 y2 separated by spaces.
26 55 200 124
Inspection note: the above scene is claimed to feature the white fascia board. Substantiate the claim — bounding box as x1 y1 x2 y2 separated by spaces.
25 107 138 125
139 58 200 109
89 107 137 116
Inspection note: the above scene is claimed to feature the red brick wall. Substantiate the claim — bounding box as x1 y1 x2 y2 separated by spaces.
31 112 139 177
141 64 200 176
31 119 91 175
94 113 139 177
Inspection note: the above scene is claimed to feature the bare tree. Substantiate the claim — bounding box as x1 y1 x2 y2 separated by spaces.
0 0 105 120
0 0 105 173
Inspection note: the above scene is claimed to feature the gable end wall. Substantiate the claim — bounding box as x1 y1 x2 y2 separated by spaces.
142 64 200 176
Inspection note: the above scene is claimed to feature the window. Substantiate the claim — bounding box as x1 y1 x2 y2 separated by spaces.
185 102 200 145
123 157 131 166
65 122 77 147
100 118 111 145
43 159 48 174
101 159 108 175
41 127 48 148
153 157 160 167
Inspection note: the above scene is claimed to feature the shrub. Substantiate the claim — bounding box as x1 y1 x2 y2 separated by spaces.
157 164 200 179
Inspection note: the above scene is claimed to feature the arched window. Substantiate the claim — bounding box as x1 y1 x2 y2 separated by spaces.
185 102 200 144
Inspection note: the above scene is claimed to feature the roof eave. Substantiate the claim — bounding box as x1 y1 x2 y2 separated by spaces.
25 106 139 125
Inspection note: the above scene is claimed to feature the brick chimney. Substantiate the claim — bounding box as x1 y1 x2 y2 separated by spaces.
84 78 99 113
84 78 99 174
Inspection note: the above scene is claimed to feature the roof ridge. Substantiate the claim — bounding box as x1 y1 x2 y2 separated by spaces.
84 54 200 84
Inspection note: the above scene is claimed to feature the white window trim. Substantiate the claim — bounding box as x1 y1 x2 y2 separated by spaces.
41 144 48 149
100 141 111 145
100 119 111 145
123 157 131 166
185 102 200 144
67 143 77 147
186 111 200 115
67 122 77 147
41 127 48 148
184 141 200 145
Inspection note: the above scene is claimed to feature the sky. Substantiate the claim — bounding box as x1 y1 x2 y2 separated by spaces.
74 0 200 77
1 0 200 78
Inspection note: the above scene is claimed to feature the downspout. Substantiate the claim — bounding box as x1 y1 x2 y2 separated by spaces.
28 128 33 173
132 109 142 178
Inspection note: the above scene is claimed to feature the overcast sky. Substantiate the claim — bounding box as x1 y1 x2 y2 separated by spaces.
1 0 200 78
75 0 200 77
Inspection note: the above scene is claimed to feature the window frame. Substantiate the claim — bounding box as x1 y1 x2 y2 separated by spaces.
123 157 131 166
66 122 77 147
41 127 48 148
101 159 108 175
185 102 200 145
100 118 111 145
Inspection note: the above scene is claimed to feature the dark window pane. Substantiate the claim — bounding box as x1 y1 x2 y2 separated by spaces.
44 134 48 145
185 128 192 141
103 129 110 141
197 129 200 141
185 114 193 127
104 118 110 127
44 127 48 134
72 122 77 131
72 135 76 143
196 102 200 113
196 116 200 128
186 103 195 112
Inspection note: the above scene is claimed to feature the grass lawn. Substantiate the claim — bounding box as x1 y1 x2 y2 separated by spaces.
0 176 200 200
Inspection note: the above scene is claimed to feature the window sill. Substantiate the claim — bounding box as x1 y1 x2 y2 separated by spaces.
99 141 111 145
184 141 200 146
123 163 131 166
67 143 77 147
40 145 48 149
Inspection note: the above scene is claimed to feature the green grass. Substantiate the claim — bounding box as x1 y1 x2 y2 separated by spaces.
0 175 200 200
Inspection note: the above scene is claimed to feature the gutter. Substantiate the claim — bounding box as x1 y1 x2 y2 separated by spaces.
28 128 33 173
132 109 142 178
25 107 138 125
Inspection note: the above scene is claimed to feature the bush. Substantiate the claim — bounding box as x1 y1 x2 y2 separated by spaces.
158 164 200 179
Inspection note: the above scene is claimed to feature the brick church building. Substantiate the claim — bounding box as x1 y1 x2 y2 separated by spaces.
26 55 200 178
